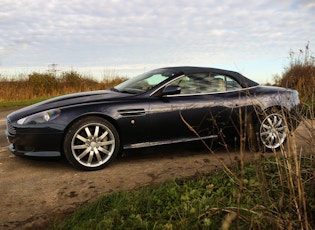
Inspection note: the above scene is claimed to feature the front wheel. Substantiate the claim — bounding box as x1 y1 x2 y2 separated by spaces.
63 116 120 171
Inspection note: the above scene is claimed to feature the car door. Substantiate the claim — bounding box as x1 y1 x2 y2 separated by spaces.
148 73 239 145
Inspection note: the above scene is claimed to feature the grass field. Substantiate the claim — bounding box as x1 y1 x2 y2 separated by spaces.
1 60 314 229
0 70 126 108
53 138 315 229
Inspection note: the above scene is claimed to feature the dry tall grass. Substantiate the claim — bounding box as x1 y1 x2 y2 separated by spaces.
181 107 314 229
0 70 126 103
275 42 315 116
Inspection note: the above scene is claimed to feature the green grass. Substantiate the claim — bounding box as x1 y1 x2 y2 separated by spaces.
53 154 315 230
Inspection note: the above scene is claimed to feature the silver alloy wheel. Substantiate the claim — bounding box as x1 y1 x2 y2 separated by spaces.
259 113 287 149
71 122 116 168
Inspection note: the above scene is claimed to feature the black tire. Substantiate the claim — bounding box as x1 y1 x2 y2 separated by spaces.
63 116 120 171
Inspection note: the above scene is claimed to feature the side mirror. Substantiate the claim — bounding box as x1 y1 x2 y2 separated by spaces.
161 85 181 96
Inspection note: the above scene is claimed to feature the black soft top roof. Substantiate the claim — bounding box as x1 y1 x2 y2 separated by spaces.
159 66 259 88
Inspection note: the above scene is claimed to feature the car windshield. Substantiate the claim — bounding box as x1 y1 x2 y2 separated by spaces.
112 69 182 94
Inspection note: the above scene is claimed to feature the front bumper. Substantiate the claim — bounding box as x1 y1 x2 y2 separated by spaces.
6 129 63 157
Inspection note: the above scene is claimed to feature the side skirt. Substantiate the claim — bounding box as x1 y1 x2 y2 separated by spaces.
123 135 219 149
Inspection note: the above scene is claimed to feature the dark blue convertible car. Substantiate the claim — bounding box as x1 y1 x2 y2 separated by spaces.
6 66 301 170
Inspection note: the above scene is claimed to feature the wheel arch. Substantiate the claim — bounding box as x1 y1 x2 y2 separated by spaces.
248 105 290 126
60 113 121 156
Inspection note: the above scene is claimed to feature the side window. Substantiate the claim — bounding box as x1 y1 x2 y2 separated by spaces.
225 76 242 91
205 75 226 93
190 74 226 94
203 74 242 93
167 75 199 94
165 73 242 95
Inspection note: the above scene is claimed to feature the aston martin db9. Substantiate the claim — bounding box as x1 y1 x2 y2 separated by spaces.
5 66 301 170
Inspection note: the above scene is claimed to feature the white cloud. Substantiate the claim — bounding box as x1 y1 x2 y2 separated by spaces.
0 0 314 82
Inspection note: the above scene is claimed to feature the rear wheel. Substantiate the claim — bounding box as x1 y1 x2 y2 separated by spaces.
246 108 288 152
259 111 287 151
63 116 120 171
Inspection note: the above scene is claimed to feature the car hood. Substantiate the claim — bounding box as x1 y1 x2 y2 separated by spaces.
8 90 129 120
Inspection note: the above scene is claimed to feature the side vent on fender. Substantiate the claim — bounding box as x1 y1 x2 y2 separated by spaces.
118 108 146 116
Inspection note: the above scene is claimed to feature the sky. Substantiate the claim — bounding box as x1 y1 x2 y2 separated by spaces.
0 0 314 83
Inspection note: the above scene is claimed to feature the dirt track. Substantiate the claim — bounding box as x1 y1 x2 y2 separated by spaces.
0 109 313 229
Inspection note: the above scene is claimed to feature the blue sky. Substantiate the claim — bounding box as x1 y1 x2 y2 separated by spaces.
0 0 314 83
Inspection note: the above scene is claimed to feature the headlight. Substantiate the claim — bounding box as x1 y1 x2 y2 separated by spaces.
17 109 61 125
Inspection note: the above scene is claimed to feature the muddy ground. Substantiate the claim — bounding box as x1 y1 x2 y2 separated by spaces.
0 109 313 229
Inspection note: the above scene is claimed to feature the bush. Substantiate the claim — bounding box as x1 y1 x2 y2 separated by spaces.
276 42 315 116
28 72 59 97
0 70 126 104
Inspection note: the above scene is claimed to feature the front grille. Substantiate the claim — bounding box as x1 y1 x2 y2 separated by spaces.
6 119 16 135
